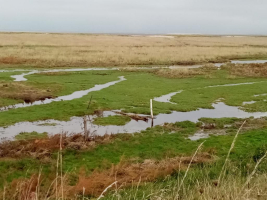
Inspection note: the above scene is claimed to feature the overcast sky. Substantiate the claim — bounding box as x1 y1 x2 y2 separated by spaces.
0 0 266 35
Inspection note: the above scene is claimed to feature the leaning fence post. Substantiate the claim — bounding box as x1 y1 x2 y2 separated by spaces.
150 99 154 127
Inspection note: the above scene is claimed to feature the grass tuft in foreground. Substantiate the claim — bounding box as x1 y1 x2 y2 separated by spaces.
0 118 266 199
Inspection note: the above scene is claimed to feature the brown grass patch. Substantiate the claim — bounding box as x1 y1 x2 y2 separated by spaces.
1 33 267 68
118 67 151 72
0 133 114 159
154 68 204 78
9 175 40 200
153 64 219 78
38 71 72 76
0 82 54 103
224 63 267 77
71 153 213 197
0 56 36 65
234 117 267 131
1 153 213 199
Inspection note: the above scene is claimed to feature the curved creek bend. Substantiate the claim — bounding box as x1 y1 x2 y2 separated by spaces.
1 59 267 140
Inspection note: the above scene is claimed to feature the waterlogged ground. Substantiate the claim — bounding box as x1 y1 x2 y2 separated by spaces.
0 61 267 199
0 117 267 198
1 62 267 139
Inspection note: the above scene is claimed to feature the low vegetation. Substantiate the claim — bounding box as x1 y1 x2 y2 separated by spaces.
153 64 218 78
0 82 54 104
1 33 267 68
1 65 267 126
0 118 266 199
15 131 48 140
93 115 131 126
223 63 267 77
1 34 267 199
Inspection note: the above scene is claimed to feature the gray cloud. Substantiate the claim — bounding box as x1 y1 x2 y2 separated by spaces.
0 0 266 34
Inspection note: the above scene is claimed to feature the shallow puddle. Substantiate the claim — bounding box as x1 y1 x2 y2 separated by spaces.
205 81 265 88
188 131 210 141
154 90 183 104
2 102 267 140
231 60 267 64
243 101 257 105
0 76 126 111
254 93 267 97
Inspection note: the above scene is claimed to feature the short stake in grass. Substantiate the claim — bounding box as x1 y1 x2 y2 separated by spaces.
150 99 154 127
84 95 93 141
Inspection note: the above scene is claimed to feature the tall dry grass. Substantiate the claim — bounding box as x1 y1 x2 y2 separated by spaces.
224 63 267 77
1 33 267 67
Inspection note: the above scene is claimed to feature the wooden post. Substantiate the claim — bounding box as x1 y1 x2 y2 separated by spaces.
150 99 154 127
150 99 153 119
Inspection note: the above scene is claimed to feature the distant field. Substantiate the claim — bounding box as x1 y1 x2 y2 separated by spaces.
1 33 267 68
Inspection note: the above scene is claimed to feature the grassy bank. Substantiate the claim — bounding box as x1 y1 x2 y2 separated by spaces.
0 118 266 199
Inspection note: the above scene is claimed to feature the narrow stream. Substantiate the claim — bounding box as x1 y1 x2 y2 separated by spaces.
154 90 183 104
1 102 267 140
5 59 267 82
154 81 265 104
1 59 267 140
0 76 126 111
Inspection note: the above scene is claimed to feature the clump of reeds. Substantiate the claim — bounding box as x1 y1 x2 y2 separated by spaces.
154 68 204 78
223 63 267 77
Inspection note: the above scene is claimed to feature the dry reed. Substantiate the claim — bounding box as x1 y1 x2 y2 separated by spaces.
1 33 267 67
218 120 246 185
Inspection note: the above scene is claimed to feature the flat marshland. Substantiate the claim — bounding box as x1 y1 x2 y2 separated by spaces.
1 33 267 67
0 33 267 199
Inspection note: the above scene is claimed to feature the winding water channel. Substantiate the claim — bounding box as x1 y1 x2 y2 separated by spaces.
7 59 267 82
1 102 267 140
0 76 126 111
0 59 267 140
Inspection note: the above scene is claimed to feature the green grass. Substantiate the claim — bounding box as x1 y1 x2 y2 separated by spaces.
0 67 266 197
0 71 28 81
0 98 21 107
61 122 267 172
38 123 58 126
93 115 131 126
0 119 266 188
1 69 267 127
15 131 48 140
